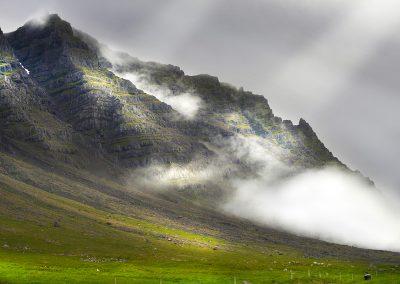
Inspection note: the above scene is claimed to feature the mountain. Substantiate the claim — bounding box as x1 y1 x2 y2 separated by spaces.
0 14 397 283
4 14 339 169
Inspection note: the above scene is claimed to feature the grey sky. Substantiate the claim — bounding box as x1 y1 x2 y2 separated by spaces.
1 0 399 194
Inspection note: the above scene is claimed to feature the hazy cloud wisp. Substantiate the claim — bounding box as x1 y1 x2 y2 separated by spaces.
118 72 202 120
128 134 400 252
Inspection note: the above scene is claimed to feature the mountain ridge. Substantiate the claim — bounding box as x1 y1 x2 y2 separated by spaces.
1 14 395 283
3 14 343 172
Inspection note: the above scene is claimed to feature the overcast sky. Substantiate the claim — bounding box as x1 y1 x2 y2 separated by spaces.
1 0 399 195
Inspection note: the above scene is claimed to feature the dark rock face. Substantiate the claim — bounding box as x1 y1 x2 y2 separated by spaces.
110 51 339 167
1 26 59 145
5 15 210 167
0 28 12 54
2 14 340 171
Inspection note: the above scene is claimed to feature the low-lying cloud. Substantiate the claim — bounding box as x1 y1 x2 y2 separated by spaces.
117 72 202 120
225 166 400 252
98 46 203 120
128 160 222 190
223 137 400 252
128 134 400 252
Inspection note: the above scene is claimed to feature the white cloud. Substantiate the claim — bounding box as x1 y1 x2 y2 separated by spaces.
24 11 52 28
118 72 202 120
127 134 400 252
222 151 400 252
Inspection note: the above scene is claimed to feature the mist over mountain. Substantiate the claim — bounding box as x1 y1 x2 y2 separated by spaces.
0 13 399 283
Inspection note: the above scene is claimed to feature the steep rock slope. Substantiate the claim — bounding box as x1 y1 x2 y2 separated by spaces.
6 15 210 167
93 43 340 168
4 15 341 171
0 27 75 159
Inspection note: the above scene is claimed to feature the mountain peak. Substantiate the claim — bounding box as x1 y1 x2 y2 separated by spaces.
47 13 62 22
0 27 12 54
7 13 99 71
0 27 5 43
44 13 71 29
45 14 73 35
19 13 73 35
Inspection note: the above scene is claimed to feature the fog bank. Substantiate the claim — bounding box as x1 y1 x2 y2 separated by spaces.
225 167 400 252
128 134 400 252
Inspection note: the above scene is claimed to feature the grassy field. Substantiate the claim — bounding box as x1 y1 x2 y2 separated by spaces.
0 152 399 283
1 232 399 283
1 196 399 283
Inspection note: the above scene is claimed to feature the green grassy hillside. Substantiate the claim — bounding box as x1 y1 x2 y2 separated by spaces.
0 151 399 283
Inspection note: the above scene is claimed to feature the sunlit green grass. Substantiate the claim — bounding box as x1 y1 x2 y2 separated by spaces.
1 210 399 283
1 248 399 283
0 153 399 283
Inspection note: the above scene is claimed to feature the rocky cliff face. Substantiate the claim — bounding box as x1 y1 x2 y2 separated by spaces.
2 14 340 173
0 26 73 156
6 15 211 167
107 51 340 168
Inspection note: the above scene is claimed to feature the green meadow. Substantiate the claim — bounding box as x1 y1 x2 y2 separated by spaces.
0 153 399 283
